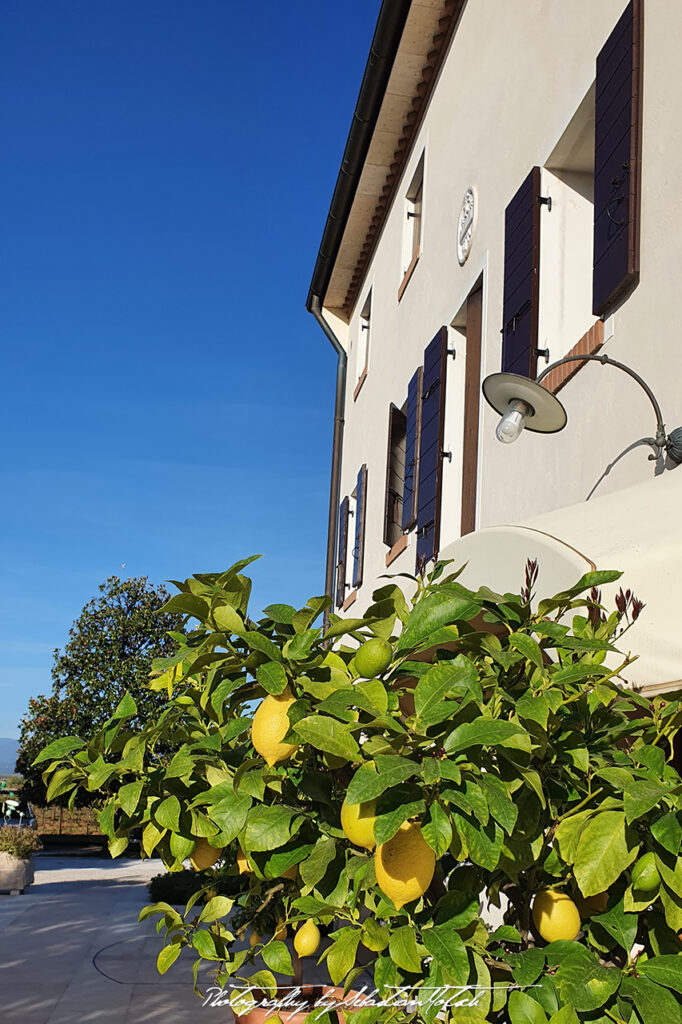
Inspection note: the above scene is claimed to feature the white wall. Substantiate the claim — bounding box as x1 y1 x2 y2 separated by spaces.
327 0 682 612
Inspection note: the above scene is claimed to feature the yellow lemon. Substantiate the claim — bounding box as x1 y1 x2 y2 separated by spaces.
374 821 435 909
532 890 581 942
275 918 287 940
249 930 260 948
237 849 251 875
190 837 223 871
294 919 321 958
341 798 377 850
251 687 299 767
354 639 392 678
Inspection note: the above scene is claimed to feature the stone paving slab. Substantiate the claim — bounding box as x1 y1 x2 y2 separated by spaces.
0 853 233 1024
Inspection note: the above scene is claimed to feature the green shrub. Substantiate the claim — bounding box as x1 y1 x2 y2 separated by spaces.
36 557 682 1021
0 825 42 860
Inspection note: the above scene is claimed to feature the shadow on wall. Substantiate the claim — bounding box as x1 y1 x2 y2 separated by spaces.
585 437 672 500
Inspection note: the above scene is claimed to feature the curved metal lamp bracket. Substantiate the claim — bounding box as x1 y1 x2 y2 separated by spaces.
536 352 682 464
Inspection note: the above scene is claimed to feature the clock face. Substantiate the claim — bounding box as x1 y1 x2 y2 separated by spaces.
457 187 477 266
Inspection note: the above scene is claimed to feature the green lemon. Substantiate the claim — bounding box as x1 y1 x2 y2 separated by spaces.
631 852 661 893
354 639 392 678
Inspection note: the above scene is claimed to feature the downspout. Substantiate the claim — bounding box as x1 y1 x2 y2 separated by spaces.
306 0 411 610
310 295 347 612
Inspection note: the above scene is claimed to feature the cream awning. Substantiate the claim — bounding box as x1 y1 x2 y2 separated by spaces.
439 471 682 694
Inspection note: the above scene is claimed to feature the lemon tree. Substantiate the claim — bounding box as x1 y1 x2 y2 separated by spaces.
35 555 682 1023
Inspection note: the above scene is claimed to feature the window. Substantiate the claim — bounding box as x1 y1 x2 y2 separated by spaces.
399 153 424 299
540 83 597 364
354 290 371 399
384 404 407 548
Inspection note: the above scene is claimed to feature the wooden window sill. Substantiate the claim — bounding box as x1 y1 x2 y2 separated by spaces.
353 367 367 401
398 250 420 302
385 534 408 567
342 589 357 612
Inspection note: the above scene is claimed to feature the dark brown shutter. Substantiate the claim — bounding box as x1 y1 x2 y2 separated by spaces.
384 404 406 546
352 465 367 588
416 327 448 568
501 166 541 378
335 496 349 607
401 366 423 530
592 0 643 316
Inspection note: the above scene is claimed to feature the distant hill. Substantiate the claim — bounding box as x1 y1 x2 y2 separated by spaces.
0 738 19 776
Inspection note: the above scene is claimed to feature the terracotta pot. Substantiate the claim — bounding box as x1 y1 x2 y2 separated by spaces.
233 986 366 1024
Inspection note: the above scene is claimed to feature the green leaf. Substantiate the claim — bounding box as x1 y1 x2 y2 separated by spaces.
553 949 620 1012
198 895 233 924
516 692 550 729
413 658 478 726
212 602 243 634
284 628 320 661
652 812 682 856
388 926 422 973
192 929 219 959
507 991 548 1024
480 775 518 835
263 603 296 625
256 662 288 695
244 805 295 851
435 889 481 929
638 955 682 994
262 940 294 976
293 715 361 762
326 929 360 986
397 586 482 652
361 918 389 952
154 795 181 831
170 832 194 860
346 759 417 805
300 838 337 889
163 593 210 620
323 617 370 641
624 780 669 824
142 821 165 856
46 766 77 801
373 794 425 844
620 974 682 1024
510 947 545 987
422 801 452 857
573 811 638 896
157 943 182 975
33 736 85 765
555 811 594 864
591 897 637 952
209 793 251 842
422 923 469 984
118 780 144 817
112 691 138 720
452 813 504 871
445 719 530 755
509 633 545 670
549 1008 579 1024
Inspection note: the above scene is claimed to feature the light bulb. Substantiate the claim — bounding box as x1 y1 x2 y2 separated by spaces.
495 399 532 444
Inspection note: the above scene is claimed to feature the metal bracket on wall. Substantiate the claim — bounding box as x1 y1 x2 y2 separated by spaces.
447 347 457 360
537 195 552 211
534 347 550 364
441 450 452 463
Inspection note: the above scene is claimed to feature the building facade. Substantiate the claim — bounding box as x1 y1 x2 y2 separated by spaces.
308 0 682 693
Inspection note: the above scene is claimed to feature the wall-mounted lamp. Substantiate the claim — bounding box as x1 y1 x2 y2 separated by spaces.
482 352 682 464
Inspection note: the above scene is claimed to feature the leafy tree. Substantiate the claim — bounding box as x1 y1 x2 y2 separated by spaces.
17 575 182 804
36 557 682 1022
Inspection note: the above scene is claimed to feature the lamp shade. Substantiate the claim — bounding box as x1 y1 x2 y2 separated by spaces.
482 373 568 434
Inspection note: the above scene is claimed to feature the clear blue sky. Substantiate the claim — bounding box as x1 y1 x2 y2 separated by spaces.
0 0 380 738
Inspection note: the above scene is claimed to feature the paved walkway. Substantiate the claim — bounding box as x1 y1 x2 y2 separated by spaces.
0 850 232 1024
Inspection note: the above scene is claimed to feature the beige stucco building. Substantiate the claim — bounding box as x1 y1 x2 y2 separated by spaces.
307 0 682 694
